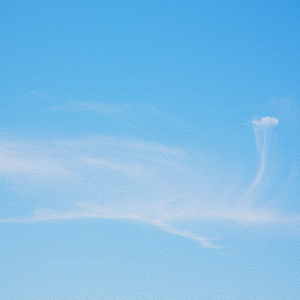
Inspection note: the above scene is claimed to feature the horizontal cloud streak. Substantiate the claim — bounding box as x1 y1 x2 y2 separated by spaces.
0 118 298 247
51 100 124 116
1 202 298 248
0 147 69 177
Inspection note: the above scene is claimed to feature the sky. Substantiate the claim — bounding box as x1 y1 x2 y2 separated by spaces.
0 1 299 299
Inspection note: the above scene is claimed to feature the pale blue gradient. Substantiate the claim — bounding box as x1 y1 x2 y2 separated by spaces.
0 1 299 299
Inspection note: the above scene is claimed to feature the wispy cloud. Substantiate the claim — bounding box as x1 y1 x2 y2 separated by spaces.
0 146 69 177
241 117 279 207
31 91 187 131
51 100 124 116
252 116 279 128
80 157 145 176
30 90 54 100
0 117 298 247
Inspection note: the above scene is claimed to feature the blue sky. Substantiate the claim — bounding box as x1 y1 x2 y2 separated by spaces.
0 1 299 299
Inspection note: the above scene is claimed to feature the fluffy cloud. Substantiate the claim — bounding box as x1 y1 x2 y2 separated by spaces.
253 116 279 128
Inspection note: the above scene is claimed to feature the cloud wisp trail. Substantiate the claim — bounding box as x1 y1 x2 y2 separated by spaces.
0 116 298 247
241 117 279 208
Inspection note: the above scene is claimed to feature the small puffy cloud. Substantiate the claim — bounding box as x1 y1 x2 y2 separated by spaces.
253 116 279 128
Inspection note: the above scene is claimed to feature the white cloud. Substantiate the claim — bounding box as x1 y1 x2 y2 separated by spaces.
0 147 69 177
240 116 280 207
0 118 298 248
51 100 124 115
81 157 145 176
253 116 279 128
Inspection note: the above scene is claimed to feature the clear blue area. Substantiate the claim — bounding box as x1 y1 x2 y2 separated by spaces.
0 1 299 299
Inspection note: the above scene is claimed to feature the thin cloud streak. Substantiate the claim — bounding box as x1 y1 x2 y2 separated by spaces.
0 147 69 177
241 117 279 207
81 157 145 176
31 90 188 131
0 203 298 247
0 204 216 247
0 117 298 247
51 100 124 116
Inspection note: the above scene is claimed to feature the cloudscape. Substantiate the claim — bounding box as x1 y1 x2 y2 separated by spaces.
0 1 299 299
